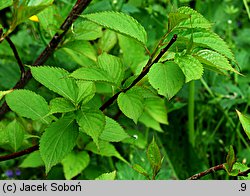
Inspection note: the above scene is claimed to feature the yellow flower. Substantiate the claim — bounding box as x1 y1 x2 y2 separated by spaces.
29 15 39 22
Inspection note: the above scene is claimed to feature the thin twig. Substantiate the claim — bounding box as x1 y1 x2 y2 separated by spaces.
0 0 93 118
0 145 39 162
188 164 250 180
238 168 250 177
187 164 225 180
33 0 92 66
5 36 25 78
99 34 177 111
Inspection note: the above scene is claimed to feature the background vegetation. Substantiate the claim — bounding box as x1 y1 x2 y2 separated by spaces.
0 0 250 180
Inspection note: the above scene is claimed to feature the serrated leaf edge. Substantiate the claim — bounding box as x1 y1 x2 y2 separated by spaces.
30 65 77 103
6 89 50 123
81 11 147 45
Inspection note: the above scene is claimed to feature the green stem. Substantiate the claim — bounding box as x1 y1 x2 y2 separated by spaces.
145 127 149 144
200 78 214 97
188 81 195 147
219 107 235 128
155 134 179 179
37 23 48 46
235 103 250 149
243 0 250 20
108 157 115 170
211 116 225 137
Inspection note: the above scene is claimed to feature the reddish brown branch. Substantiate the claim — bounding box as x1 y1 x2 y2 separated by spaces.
33 0 92 66
187 164 250 180
0 145 39 162
5 36 25 78
238 168 250 177
187 164 225 180
188 164 250 180
99 34 177 111
0 0 92 118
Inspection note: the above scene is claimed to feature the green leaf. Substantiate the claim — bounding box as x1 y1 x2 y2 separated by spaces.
27 0 54 6
49 98 76 114
6 90 51 124
175 55 204 82
62 40 97 61
0 0 13 11
76 107 105 148
233 162 250 180
132 86 159 99
132 164 150 178
148 62 185 99
20 151 44 168
139 113 163 132
226 145 236 172
81 11 147 45
37 5 60 37
100 116 129 142
85 141 127 163
97 53 124 86
76 81 96 104
0 135 8 149
117 88 144 123
6 120 25 152
243 0 250 20
70 53 124 86
0 89 13 101
168 12 190 31
70 67 109 84
194 49 238 74
73 20 103 41
0 60 20 89
95 83 113 94
147 137 162 174
62 151 90 180
177 6 212 29
40 115 79 173
61 47 96 67
0 122 9 146
122 129 147 149
180 29 235 62
236 110 250 140
147 137 162 167
30 66 78 104
144 97 168 125
95 171 117 180
98 30 117 53
116 161 147 180
118 34 148 72
225 162 250 177
13 0 54 26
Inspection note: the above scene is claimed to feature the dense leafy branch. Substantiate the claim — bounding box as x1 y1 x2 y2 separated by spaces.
0 0 92 118
99 34 177 111
0 34 177 162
